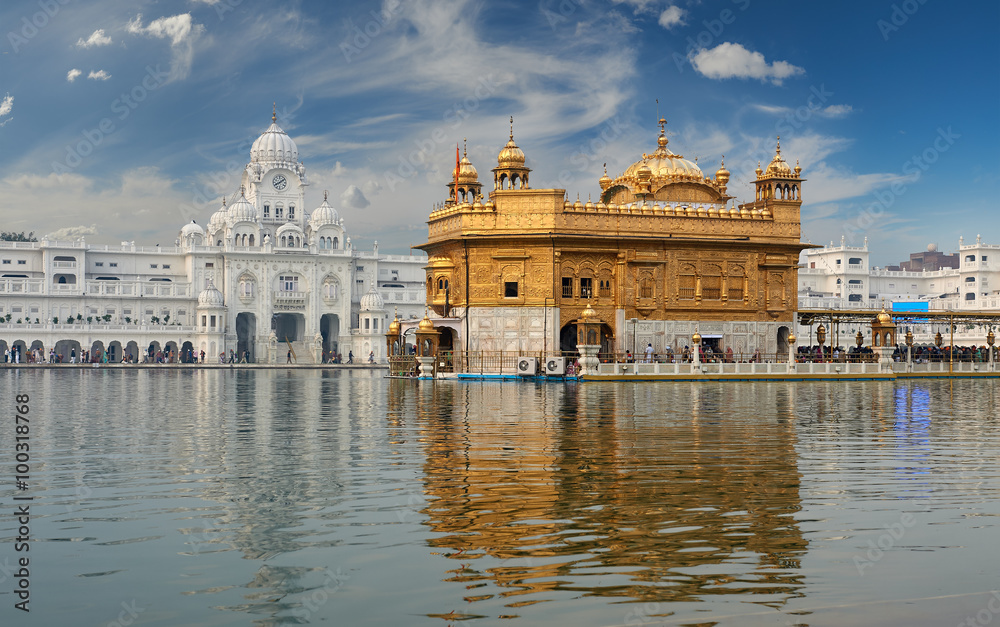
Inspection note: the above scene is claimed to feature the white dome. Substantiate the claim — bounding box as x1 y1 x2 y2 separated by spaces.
198 281 224 307
180 221 204 237
360 286 384 311
209 199 228 231
227 193 257 223
250 118 298 164
276 222 303 237
310 196 339 227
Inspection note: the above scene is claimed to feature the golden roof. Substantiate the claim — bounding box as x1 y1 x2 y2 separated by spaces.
388 310 401 335
497 116 526 168
418 313 435 332
457 141 479 183
620 119 702 180
877 306 892 324
763 137 793 177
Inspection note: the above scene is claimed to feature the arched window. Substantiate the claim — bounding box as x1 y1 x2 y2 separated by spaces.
289 205 295 220
332 237 339 249
249 234 254 247
276 206 284 220
263 204 270 218
319 238 326 250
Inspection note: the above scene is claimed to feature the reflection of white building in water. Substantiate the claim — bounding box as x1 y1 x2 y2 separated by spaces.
798 235 1000 345
0 112 427 363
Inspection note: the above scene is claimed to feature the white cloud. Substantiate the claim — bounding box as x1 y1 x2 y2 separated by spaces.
658 6 685 29
340 185 370 209
819 104 853 118
0 93 12 117
76 29 112 48
88 70 112 81
610 0 660 15
66 68 83 82
126 13 203 82
45 225 99 240
689 42 805 85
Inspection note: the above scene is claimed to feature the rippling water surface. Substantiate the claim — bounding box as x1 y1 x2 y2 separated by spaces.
1 369 998 626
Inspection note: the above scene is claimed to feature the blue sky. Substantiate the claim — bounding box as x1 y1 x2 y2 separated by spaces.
0 0 997 265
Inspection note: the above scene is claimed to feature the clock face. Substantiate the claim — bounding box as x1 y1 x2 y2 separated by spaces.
272 175 287 191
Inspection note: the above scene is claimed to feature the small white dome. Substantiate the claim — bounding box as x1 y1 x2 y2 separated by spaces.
276 222 303 237
360 286 384 311
209 199 228 231
180 221 204 237
310 195 339 227
198 280 224 307
227 193 257 223
250 114 298 164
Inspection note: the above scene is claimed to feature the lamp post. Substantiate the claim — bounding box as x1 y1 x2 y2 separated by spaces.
630 317 638 355
905 328 913 372
817 324 826 362
787 332 796 367
988 328 995 372
692 330 702 372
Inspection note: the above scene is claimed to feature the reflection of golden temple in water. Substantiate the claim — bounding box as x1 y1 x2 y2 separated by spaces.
390 381 808 612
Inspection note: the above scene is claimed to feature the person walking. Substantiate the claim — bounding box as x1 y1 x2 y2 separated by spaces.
229 349 235 364
347 350 354 364
368 351 375 364
70 347 76 364
644 342 654 363
286 349 292 364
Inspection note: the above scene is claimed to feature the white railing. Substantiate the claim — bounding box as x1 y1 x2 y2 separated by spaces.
51 283 81 292
0 279 45 294
51 260 77 268
0 322 198 333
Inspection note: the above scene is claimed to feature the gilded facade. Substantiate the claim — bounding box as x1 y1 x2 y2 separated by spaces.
417 119 810 356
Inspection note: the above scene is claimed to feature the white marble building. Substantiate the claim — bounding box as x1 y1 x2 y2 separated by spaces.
0 113 426 363
797 235 1000 345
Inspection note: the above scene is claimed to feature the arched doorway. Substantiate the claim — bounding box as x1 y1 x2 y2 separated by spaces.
148 341 162 362
125 341 139 363
0 340 8 362
559 323 578 355
777 326 790 359
11 340 27 363
181 341 195 363
236 313 256 361
29 340 45 363
320 313 339 362
164 341 179 362
55 339 81 363
272 313 303 342
108 341 123 363
91 340 106 363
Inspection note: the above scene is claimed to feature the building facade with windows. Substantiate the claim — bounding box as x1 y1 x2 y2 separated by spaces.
417 121 810 359
797 236 1000 345
0 112 427 363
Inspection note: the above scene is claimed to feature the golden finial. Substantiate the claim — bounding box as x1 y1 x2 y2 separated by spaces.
272 102 277 123
221 196 226 206
240 184 245 197
720 155 725 166
775 135 781 154
658 117 666 135
509 115 514 140
323 190 328 202
603 162 607 175
463 137 467 157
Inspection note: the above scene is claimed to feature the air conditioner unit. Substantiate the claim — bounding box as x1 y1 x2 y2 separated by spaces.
545 356 566 376
516 356 538 376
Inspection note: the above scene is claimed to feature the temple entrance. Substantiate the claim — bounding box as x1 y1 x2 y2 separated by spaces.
272 313 303 343
108 341 123 362
237 313 256 361
181 341 195 363
559 323 578 355
777 326 790 357
320 313 339 362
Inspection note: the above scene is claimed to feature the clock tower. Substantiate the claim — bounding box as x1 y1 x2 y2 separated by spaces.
243 105 309 233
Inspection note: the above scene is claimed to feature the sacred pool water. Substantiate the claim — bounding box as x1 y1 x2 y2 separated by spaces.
0 369 998 626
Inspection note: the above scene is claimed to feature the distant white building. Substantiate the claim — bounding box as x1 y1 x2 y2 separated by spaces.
0 111 427 363
797 235 1000 345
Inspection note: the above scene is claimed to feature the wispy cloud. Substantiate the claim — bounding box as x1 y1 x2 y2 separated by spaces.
751 103 854 119
658 6 685 29
0 94 12 127
126 13 204 82
76 29 112 48
88 70 112 81
66 68 83 82
689 42 805 85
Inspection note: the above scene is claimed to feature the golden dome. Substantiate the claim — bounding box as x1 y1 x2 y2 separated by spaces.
418 314 435 332
580 303 598 319
621 120 703 180
764 137 792 177
388 311 401 335
755 161 763 178
794 160 802 177
457 154 478 183
598 163 612 189
877 306 891 324
497 116 525 167
715 156 730 183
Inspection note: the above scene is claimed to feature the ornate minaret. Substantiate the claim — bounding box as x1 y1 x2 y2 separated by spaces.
753 137 804 237
492 116 531 191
